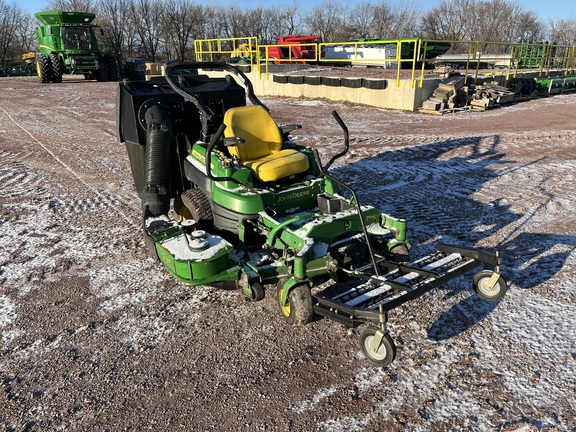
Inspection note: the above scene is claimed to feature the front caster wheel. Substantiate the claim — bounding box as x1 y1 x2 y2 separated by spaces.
473 270 508 301
248 282 265 302
277 283 313 326
359 327 396 367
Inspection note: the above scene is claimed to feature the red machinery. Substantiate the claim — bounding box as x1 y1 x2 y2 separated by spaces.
267 35 323 63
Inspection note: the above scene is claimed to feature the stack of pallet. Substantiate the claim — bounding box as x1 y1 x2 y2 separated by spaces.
420 78 518 114
420 77 470 113
468 81 515 111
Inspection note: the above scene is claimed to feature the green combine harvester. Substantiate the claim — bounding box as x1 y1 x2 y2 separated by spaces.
34 11 120 83
117 62 508 366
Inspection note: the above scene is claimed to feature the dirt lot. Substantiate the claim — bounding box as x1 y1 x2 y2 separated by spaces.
1 75 575 431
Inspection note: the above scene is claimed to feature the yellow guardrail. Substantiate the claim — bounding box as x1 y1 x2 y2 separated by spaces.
319 38 422 87
258 43 319 77
193 36 576 87
194 37 258 63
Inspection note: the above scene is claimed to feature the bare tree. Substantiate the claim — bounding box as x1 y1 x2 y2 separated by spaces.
202 6 226 40
390 1 422 38
14 13 38 54
304 2 349 42
419 0 475 42
161 0 202 60
0 1 24 62
270 4 303 38
96 0 133 58
129 0 163 61
347 3 379 39
470 0 543 43
548 18 576 46
349 1 422 40
46 0 96 12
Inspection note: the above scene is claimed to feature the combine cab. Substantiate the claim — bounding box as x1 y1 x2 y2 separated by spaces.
34 11 120 83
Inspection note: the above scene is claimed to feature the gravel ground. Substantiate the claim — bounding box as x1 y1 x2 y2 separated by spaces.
1 75 575 431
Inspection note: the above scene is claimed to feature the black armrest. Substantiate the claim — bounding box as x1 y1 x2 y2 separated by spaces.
223 137 245 146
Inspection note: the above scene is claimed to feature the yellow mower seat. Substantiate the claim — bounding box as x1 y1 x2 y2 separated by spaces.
223 105 309 182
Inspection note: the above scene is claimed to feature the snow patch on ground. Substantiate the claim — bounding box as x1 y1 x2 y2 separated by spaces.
114 314 171 353
292 386 340 413
0 294 17 327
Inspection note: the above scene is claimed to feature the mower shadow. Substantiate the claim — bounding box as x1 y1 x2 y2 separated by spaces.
328 134 575 339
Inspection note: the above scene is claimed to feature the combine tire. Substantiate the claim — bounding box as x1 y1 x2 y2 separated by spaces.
276 282 313 326
94 55 109 81
472 270 508 301
181 188 213 230
36 53 52 83
359 328 396 367
49 53 64 83
106 57 119 81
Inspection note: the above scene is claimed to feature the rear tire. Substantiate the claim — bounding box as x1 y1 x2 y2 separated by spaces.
181 188 213 230
49 53 64 83
36 54 52 83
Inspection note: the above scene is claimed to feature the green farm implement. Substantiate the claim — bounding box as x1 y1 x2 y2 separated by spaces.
34 11 120 83
117 62 507 366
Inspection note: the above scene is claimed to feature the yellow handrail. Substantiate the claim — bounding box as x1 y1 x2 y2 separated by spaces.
192 36 576 87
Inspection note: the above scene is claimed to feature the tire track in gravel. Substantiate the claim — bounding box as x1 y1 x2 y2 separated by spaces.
0 150 46 199
0 105 138 229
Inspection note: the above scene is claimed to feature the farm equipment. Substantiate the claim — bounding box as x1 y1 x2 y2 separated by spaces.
0 53 36 77
117 62 507 366
267 35 323 63
34 11 120 83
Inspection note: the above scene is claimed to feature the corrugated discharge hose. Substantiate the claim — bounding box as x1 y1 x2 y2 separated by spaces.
141 104 173 219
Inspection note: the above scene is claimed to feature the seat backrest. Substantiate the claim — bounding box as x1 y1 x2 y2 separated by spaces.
223 105 282 162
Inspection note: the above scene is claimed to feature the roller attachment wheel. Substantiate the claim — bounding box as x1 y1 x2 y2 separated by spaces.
276 282 313 326
473 270 508 301
359 327 396 367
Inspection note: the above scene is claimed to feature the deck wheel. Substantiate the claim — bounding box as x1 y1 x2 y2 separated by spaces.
248 282 265 302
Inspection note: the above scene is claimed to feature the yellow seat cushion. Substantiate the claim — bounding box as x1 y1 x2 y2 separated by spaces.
244 149 310 183
224 106 282 161
223 105 309 182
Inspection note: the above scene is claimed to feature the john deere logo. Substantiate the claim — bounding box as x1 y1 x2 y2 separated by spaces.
277 190 311 202
344 221 351 229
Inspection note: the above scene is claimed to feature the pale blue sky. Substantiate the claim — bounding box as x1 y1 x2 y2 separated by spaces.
22 0 575 22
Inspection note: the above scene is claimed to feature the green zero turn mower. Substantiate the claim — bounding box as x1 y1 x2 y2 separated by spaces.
117 62 507 366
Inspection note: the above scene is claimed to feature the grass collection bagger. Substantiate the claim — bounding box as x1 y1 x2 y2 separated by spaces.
116 62 507 366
